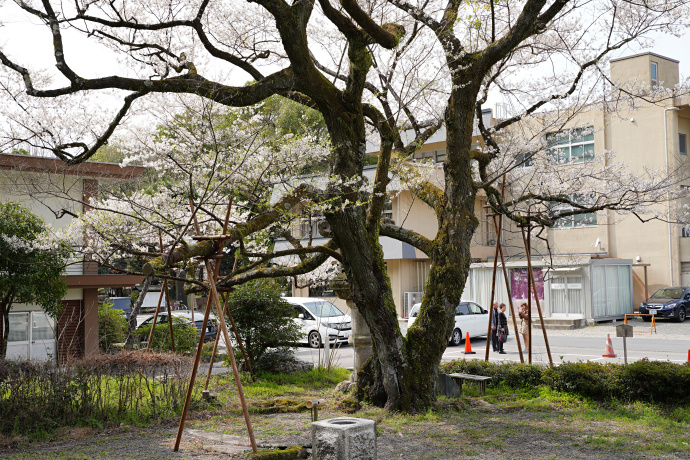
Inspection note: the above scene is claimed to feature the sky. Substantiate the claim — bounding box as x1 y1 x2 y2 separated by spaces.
1 1 690 107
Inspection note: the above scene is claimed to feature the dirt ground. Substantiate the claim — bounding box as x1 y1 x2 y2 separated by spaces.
2 398 688 460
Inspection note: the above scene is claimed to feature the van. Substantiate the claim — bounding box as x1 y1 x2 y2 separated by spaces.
108 297 134 320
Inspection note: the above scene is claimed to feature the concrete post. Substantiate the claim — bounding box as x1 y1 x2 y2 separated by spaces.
312 417 376 460
330 274 372 380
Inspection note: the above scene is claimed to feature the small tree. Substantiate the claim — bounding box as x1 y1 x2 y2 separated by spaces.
136 317 198 354
225 279 302 371
0 202 70 359
98 302 129 351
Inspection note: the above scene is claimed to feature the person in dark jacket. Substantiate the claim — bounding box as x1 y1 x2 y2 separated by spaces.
497 303 509 354
491 302 499 352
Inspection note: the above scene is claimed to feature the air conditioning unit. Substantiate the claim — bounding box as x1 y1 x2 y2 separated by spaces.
403 292 423 318
487 238 497 246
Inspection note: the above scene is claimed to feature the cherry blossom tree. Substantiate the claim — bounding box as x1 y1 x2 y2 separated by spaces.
0 202 71 358
1 0 689 411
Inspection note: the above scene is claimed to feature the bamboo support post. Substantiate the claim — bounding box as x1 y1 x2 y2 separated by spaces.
521 225 553 366
484 213 502 361
163 279 176 353
145 285 166 352
491 214 524 363
485 177 507 361
173 199 257 454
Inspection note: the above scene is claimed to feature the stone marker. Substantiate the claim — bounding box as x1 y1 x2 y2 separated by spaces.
312 417 376 460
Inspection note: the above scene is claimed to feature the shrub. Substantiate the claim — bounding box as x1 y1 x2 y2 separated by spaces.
225 279 302 371
0 352 193 435
137 317 198 354
441 359 690 404
617 360 690 403
98 302 129 351
440 360 543 388
541 361 620 400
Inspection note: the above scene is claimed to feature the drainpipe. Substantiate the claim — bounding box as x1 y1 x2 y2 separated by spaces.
664 106 680 285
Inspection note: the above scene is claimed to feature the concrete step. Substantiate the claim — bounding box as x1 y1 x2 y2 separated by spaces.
531 318 586 330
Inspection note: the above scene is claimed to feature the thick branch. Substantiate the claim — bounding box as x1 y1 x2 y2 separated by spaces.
380 223 433 254
142 183 316 274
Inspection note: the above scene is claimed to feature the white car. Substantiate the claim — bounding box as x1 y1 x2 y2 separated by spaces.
408 301 489 346
284 297 351 348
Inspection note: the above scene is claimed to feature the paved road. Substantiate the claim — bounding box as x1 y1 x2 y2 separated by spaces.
293 319 690 367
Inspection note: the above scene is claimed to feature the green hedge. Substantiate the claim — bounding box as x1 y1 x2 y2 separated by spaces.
440 359 690 403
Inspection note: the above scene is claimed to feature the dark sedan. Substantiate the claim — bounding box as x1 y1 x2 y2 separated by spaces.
639 287 689 322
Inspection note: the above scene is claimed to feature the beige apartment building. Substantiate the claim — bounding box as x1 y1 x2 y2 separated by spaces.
286 52 690 326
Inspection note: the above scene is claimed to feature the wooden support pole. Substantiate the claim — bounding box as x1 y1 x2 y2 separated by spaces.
484 213 502 361
491 214 524 363
521 226 553 366
145 283 166 352
485 176 507 361
163 279 176 353
174 199 257 454
204 291 226 390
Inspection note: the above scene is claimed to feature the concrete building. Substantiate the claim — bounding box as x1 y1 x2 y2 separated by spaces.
0 153 145 362
284 52 690 326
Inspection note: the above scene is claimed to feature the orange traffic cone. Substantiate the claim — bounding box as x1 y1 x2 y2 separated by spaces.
462 332 475 354
602 334 616 358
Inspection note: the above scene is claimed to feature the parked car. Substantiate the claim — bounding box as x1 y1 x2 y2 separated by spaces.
139 291 169 313
408 301 489 346
639 286 689 322
138 311 219 342
108 297 133 320
283 297 351 348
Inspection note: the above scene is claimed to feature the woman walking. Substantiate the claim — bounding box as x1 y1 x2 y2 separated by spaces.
519 303 530 353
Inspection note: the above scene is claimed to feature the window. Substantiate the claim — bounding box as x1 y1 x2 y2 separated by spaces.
546 127 595 165
680 133 687 155
548 194 597 228
455 304 471 315
300 216 324 238
381 198 393 222
468 303 485 314
514 152 533 168
650 61 658 87
411 149 446 164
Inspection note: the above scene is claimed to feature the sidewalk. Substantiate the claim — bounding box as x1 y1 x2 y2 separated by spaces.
544 316 687 340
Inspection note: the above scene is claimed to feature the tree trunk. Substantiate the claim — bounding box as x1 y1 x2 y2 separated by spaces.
126 275 151 347
347 86 480 412
1 307 9 359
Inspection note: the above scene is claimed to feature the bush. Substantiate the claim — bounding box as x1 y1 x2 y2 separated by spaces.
0 352 193 435
617 360 690 403
98 302 129 351
440 360 543 388
441 359 690 404
225 279 302 371
137 317 198 354
541 361 619 400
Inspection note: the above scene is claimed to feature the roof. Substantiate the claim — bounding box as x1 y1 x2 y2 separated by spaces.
0 153 146 179
610 52 679 64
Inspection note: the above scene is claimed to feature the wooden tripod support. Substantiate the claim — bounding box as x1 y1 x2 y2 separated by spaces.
521 225 553 366
173 200 258 453
146 231 176 353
